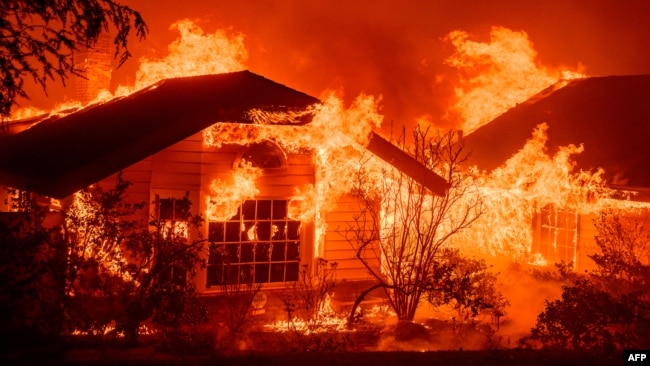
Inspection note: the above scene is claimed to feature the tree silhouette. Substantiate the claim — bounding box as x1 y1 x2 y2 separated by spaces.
0 0 148 115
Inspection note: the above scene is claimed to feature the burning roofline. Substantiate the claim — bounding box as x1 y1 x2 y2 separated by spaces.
0 70 449 198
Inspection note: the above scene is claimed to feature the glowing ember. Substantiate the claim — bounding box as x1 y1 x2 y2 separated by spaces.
446 26 585 134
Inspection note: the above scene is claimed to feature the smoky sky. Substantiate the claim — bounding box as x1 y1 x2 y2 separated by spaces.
23 0 650 130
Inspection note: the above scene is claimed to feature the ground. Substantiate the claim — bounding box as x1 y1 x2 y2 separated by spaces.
6 347 623 366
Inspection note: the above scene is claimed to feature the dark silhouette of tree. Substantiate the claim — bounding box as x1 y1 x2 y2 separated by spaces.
527 210 650 350
428 249 509 323
342 126 484 323
64 179 207 346
0 0 148 115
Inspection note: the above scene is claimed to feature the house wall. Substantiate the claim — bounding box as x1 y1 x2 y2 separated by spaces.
98 131 381 303
322 194 379 281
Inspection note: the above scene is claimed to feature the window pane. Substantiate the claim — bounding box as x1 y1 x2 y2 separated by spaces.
159 199 174 220
257 221 272 240
241 200 256 220
209 222 224 242
241 243 254 263
270 263 285 282
224 244 239 264
255 243 271 262
271 243 286 261
287 221 301 240
272 200 287 219
255 263 270 283
258 200 271 220
285 262 299 282
287 242 300 261
206 264 220 287
223 264 239 285
225 222 241 242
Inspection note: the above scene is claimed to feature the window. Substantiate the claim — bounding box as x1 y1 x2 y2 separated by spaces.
240 141 285 170
538 205 578 265
158 197 190 221
156 195 191 285
206 199 301 287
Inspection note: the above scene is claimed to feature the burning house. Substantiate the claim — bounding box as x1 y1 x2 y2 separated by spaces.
461 74 650 270
0 71 449 310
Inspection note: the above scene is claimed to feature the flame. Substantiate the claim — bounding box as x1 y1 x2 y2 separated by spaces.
206 161 262 221
264 294 351 334
10 19 247 121
127 19 247 93
457 123 650 262
203 94 383 256
66 190 133 282
446 26 585 134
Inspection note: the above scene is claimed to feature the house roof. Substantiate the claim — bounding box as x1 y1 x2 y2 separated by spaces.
0 71 319 198
462 75 650 189
0 70 450 199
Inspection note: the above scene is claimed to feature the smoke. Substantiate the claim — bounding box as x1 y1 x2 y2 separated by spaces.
18 1 650 130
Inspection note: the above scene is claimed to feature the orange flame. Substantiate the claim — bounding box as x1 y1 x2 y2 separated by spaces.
206 161 262 221
446 26 585 134
10 20 247 121
458 123 650 262
203 94 383 257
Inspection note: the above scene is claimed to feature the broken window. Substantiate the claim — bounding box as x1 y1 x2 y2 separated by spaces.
206 199 301 287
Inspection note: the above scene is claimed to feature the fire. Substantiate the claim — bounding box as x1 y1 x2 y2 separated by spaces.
458 123 650 262
9 19 247 120
206 161 262 221
203 94 384 256
126 19 247 93
446 26 585 134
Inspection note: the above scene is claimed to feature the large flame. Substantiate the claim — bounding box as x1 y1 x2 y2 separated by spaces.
457 123 650 262
446 26 585 134
203 94 384 256
9 19 247 120
206 161 262 221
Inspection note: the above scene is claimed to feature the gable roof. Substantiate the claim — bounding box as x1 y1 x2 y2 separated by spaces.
463 75 650 188
0 71 319 198
0 71 450 198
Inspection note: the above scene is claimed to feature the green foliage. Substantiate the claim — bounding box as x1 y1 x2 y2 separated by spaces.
0 0 148 115
528 210 650 350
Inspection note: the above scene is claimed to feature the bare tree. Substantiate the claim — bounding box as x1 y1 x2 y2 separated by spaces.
0 0 148 115
342 126 483 323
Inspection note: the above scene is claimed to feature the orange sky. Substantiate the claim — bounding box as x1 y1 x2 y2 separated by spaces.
21 0 650 129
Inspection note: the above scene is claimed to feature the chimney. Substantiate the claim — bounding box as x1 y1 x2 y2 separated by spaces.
72 32 113 104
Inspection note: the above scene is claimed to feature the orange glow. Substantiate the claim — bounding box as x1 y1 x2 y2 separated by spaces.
125 19 247 94
9 19 246 121
457 123 650 263
446 26 585 134
203 94 383 256
206 161 262 221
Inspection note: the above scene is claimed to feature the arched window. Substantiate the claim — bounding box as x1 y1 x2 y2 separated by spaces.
239 140 286 170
